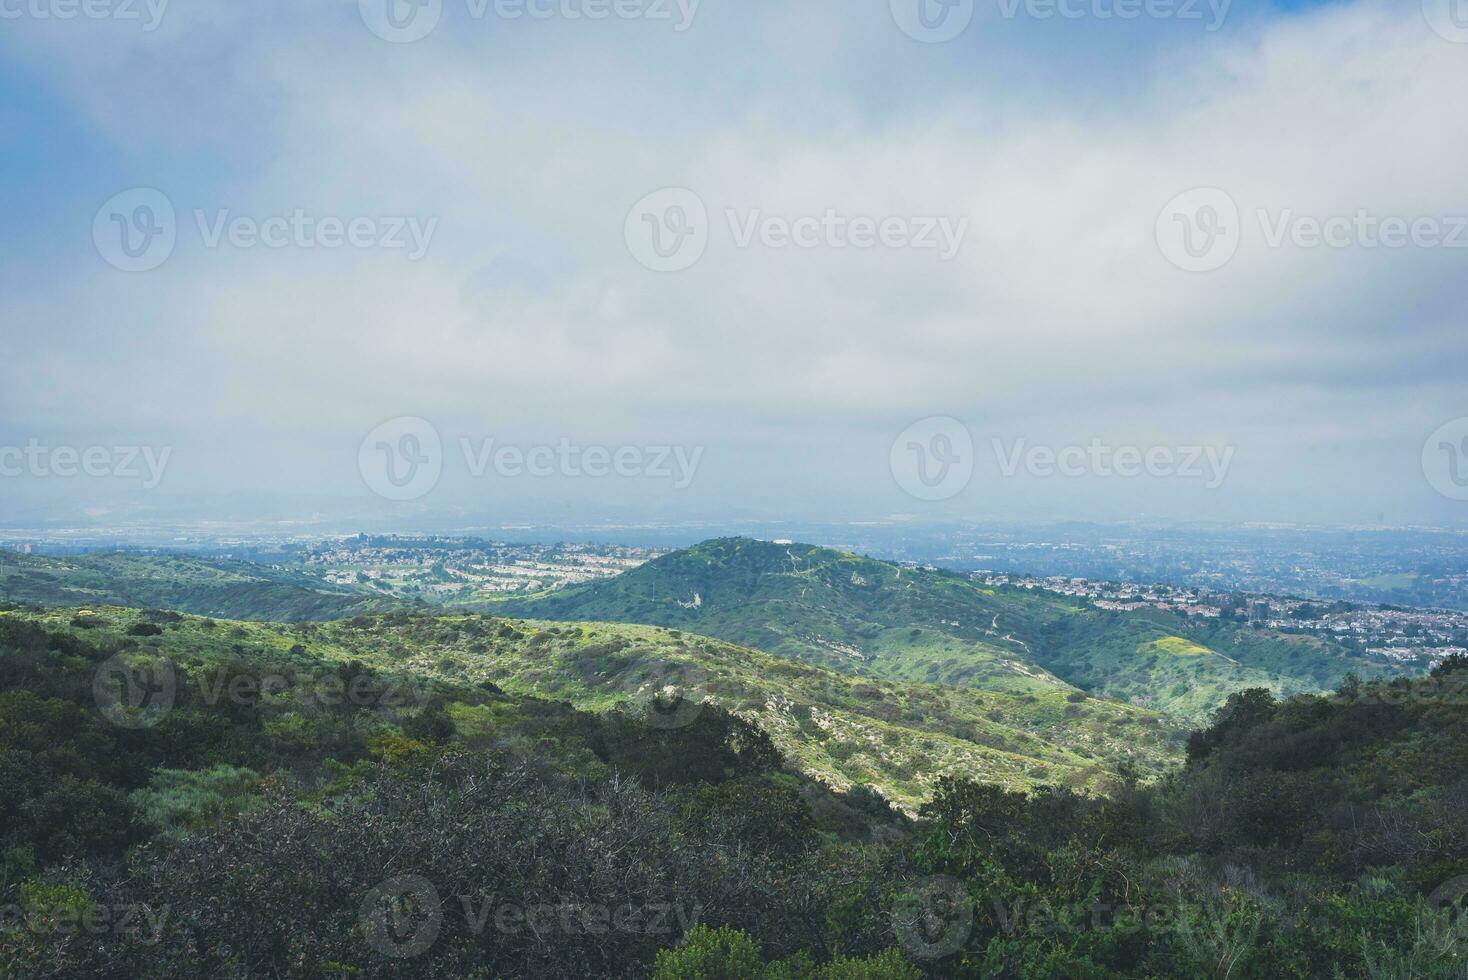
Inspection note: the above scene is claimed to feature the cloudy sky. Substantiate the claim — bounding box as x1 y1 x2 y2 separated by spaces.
1 0 1466 530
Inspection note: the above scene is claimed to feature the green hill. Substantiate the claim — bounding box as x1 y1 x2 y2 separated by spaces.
0 552 401 621
0 541 1398 728
6 597 1465 978
1 604 1181 807
497 537 1388 723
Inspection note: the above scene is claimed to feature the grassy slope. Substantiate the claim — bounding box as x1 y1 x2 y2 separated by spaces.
1030 607 1375 721
0 541 1391 726
497 537 1388 723
5 604 1183 807
496 538 1077 692
0 552 401 622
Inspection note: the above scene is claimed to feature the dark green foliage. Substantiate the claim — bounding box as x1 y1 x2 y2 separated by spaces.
676 776 818 856
3 606 1466 978
652 926 922 979
401 699 457 743
1184 687 1279 761
1433 651 1468 676
549 695 790 791
11 755 859 978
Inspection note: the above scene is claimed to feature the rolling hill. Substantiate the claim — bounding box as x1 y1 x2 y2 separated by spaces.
0 541 1396 725
0 551 403 621
3 603 1183 806
496 537 1389 723
6 603 1463 977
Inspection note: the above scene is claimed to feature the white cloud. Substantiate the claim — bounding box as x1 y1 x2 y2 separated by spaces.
0 0 1463 522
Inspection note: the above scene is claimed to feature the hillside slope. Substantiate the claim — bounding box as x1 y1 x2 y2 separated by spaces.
5 604 1183 806
5 601 1464 977
497 537 1387 723
0 552 401 621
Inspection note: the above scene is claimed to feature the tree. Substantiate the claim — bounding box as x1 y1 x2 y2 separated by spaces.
1431 651 1468 677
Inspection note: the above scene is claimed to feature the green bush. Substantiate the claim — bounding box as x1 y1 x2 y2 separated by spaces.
129 765 262 835
654 929 921 980
815 949 922 979
652 925 766 979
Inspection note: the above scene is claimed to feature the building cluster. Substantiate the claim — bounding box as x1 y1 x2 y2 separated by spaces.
982 573 1223 617
978 572 1468 668
296 538 661 601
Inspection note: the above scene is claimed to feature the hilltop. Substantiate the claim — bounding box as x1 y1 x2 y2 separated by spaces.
497 537 1389 723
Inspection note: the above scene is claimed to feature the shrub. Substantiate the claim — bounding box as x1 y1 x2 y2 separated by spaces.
15 755 841 978
816 949 922 979
1431 652 1468 677
653 929 921 980
652 925 765 979
129 765 261 835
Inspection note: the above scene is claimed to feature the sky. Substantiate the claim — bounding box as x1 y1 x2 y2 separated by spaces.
1 0 1466 532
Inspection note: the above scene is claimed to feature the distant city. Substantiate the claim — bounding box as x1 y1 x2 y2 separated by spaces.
287 537 662 602
974 571 1468 671
8 521 1465 674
